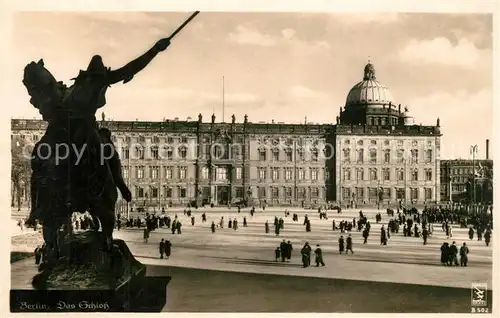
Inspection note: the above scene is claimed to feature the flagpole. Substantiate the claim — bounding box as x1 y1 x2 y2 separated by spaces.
222 76 225 123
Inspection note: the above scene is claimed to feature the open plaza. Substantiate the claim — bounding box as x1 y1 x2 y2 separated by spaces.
11 205 493 312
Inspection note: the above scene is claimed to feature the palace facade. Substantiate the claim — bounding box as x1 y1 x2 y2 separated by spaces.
11 62 443 209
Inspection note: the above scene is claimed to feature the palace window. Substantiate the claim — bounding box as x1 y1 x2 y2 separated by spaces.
272 168 280 181
356 187 364 200
258 167 267 180
272 187 279 198
311 150 319 162
370 149 377 164
342 187 351 199
179 167 187 180
122 148 130 160
136 166 144 179
151 146 159 160
425 149 433 164
297 188 306 199
258 187 266 198
383 168 390 181
285 168 293 181
370 168 378 181
150 166 159 180
368 187 378 201
285 187 293 198
425 188 432 200
164 166 172 179
166 148 173 160
179 187 186 198
357 149 364 163
396 188 405 199
311 168 318 181
411 149 419 164
272 149 280 161
136 186 144 198
382 188 391 199
286 149 293 162
216 167 227 180
397 168 404 181
425 168 432 181
397 149 404 164
384 149 390 164
297 168 305 180
259 149 267 161
411 169 418 181
343 148 351 163
122 166 129 179
151 187 158 198
356 168 364 181
384 140 390 146
296 149 304 161
153 136 159 143
343 168 351 181
311 188 319 198
181 136 188 144
231 145 241 159
370 140 377 146
235 167 242 180
357 140 364 146
410 188 418 200
236 187 244 198
202 167 210 179
135 146 144 160
164 187 172 198
139 136 145 143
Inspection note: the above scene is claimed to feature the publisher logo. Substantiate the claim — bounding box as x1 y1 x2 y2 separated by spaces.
471 283 487 307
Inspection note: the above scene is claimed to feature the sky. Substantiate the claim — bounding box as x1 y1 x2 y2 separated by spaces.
7 11 493 160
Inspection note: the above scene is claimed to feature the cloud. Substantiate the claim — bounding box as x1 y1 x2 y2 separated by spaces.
333 13 403 25
398 37 485 69
227 25 331 51
227 25 277 47
407 89 492 159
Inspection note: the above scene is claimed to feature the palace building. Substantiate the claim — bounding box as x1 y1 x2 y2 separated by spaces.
11 62 442 209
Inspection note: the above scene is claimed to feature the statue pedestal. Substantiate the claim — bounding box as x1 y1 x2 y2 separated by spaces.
10 231 171 312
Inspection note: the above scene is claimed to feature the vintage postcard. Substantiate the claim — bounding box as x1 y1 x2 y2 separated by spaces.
4 0 497 315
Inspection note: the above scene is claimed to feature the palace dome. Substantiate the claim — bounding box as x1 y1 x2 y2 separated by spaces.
345 62 394 108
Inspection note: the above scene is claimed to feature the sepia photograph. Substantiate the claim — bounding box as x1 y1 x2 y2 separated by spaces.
7 3 495 314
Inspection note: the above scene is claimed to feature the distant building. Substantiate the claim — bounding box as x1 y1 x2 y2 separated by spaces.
11 62 443 210
440 158 493 204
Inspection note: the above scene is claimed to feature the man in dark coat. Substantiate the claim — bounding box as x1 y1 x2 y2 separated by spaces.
338 235 345 254
468 227 474 240
34 245 43 265
211 221 216 233
440 242 449 265
460 242 469 266
362 228 369 244
280 239 288 262
448 241 458 266
265 221 270 233
159 238 165 259
301 242 312 267
422 227 429 245
287 240 293 261
165 240 172 259
314 244 325 267
380 226 387 245
346 234 354 254
484 229 491 247
143 228 150 243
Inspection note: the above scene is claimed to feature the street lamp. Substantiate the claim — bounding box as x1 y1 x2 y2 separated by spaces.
470 144 478 206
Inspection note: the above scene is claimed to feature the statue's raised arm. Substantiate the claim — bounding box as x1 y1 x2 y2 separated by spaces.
107 38 170 85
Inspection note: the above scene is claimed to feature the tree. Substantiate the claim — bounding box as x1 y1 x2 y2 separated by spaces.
11 138 32 210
